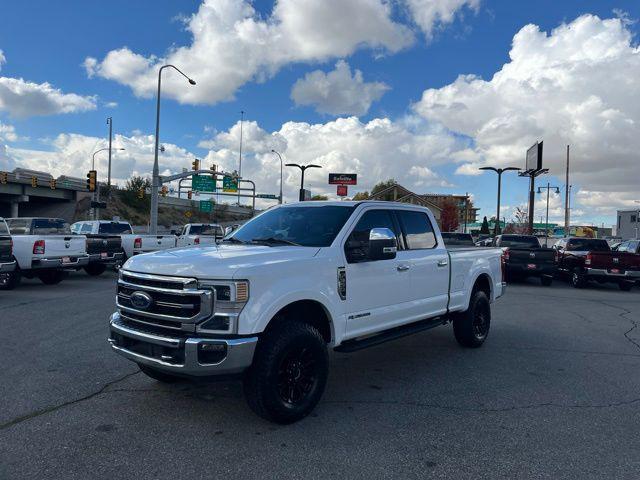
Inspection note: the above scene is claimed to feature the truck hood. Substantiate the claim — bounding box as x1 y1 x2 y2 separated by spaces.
123 243 320 279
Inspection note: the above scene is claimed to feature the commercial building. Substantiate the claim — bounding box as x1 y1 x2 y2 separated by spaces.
617 209 640 239
422 193 479 225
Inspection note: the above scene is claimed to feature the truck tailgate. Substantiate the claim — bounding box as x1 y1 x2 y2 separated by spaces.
38 236 87 257
589 252 640 271
85 235 122 255
508 248 555 265
139 235 176 252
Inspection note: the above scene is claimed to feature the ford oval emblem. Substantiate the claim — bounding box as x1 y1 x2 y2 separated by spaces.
130 291 153 310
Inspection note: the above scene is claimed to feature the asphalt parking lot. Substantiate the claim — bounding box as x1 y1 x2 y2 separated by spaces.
1 272 639 479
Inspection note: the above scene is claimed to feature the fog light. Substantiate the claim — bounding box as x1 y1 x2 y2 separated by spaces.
198 343 227 364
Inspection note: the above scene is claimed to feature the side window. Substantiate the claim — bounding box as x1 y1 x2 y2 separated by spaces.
81 223 92 234
397 210 437 250
630 241 639 253
347 210 399 246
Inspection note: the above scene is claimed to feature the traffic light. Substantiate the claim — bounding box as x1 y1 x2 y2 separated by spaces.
0 172 7 184
187 190 192 200
31 176 38 188
137 188 144 199
49 179 56 190
210 164 217 172
86 170 97 192
160 185 168 197
192 159 200 171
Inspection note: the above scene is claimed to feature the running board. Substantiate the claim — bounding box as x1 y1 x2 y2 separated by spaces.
334 316 447 353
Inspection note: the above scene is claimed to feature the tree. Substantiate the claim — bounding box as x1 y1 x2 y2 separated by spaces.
310 194 328 201
125 175 151 192
352 191 370 200
480 216 490 234
441 199 459 232
121 175 151 208
511 206 529 234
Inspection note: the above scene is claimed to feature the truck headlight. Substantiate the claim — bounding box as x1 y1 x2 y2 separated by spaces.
195 280 249 334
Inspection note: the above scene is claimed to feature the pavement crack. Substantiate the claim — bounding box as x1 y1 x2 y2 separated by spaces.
0 370 139 431
597 300 640 352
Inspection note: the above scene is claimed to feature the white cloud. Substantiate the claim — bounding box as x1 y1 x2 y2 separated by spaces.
104 101 118 108
0 50 6 71
291 60 389 115
405 0 480 39
85 0 476 105
0 121 18 142
413 14 640 215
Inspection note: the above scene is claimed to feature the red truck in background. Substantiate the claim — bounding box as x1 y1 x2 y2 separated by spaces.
554 237 640 290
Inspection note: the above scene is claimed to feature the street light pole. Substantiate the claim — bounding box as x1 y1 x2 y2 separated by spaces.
479 166 520 235
150 65 196 234
285 163 322 201
237 110 244 206
92 147 124 220
107 117 113 187
271 149 284 204
537 182 560 247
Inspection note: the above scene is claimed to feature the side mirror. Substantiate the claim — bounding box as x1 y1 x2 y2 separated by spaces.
346 227 397 263
224 226 233 236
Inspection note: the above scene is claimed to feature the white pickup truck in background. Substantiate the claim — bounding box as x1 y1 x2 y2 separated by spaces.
71 220 176 260
175 223 224 247
109 201 506 424
6 217 89 285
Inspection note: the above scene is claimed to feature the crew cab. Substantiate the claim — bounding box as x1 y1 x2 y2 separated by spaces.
176 223 225 247
71 220 176 259
493 234 557 286
70 222 124 276
614 239 640 255
0 218 18 289
109 201 506 423
441 232 476 248
554 237 640 290
6 217 89 285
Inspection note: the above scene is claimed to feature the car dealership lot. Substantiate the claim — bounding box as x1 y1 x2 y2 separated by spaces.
1 273 639 479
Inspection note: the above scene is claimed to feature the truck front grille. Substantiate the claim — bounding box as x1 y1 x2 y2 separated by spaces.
116 271 213 332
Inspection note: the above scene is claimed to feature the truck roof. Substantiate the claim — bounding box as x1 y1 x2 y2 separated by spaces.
278 200 430 209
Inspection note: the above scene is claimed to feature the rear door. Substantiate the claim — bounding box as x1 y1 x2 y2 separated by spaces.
343 208 413 338
395 209 450 319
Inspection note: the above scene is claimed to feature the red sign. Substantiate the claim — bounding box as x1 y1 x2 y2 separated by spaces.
337 185 348 197
329 173 357 185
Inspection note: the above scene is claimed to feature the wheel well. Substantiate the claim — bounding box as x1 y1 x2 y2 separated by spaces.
472 274 492 300
267 300 333 343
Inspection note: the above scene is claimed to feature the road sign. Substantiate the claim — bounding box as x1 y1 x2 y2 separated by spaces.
192 174 216 192
199 200 213 213
337 185 348 197
223 175 238 192
329 173 357 185
91 201 107 209
256 194 279 199
526 141 543 171
184 211 192 218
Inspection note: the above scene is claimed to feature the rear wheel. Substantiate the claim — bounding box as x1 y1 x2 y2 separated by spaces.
619 281 633 292
243 321 328 424
84 263 107 276
38 270 66 285
540 275 553 286
0 270 21 290
452 290 491 348
571 270 587 289
138 364 184 383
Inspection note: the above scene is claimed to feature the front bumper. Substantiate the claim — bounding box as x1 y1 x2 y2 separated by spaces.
88 251 124 264
108 312 258 377
585 268 640 279
0 260 16 273
32 255 90 269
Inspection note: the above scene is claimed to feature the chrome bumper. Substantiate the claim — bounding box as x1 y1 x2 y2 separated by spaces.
585 268 640 279
108 312 258 377
32 255 90 269
88 252 124 264
0 260 16 273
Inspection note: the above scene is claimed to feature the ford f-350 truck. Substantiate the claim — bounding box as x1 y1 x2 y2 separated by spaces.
109 201 506 423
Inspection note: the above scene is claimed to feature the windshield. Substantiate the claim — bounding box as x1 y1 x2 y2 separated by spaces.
567 239 610 252
189 225 224 236
0 221 9 235
32 219 70 235
441 233 475 246
498 236 540 248
228 205 355 247
98 222 133 234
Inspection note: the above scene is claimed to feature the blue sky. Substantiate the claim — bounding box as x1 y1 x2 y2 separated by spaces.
1 0 639 226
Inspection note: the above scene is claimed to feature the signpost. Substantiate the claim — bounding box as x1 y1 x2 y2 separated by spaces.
199 200 213 213
222 175 238 193
192 174 215 192
520 141 548 234
526 142 543 171
337 185 348 197
256 194 279 200
328 173 357 185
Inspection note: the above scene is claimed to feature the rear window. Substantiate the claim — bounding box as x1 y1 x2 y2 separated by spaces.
497 236 540 248
397 210 437 249
189 225 224 236
0 221 9 235
32 219 70 235
567 239 610 252
98 222 132 234
441 233 474 246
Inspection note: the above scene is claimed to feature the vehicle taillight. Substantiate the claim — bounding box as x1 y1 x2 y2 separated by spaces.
194 237 200 245
585 253 592 266
33 239 45 255
500 252 506 281
503 248 510 261
134 237 142 249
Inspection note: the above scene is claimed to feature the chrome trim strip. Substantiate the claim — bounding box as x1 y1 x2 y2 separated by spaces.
120 270 198 287
0 260 16 273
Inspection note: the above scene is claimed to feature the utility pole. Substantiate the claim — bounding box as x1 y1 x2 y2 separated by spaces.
107 117 113 187
238 110 244 205
564 145 570 236
537 182 560 247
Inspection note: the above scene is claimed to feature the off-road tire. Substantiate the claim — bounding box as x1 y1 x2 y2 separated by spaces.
138 364 184 383
243 321 328 424
84 263 107 276
452 290 491 348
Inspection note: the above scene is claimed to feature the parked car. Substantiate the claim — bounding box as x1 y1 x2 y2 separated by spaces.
441 232 476 247
6 217 89 285
109 201 506 423
71 220 176 260
0 218 18 289
613 239 640 254
70 223 124 276
176 223 225 247
475 237 494 247
493 234 557 286
554 237 640 290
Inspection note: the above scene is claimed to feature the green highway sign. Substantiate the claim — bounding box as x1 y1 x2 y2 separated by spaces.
199 200 213 213
192 174 216 192
222 175 238 193
256 194 279 199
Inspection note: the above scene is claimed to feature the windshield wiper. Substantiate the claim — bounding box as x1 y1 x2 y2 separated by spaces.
221 237 247 244
251 237 301 246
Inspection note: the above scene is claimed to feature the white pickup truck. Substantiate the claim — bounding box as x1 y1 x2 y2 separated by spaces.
6 217 89 285
71 220 176 260
175 223 225 247
109 201 506 423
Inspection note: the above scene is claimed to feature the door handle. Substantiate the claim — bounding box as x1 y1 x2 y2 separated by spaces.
397 264 410 272
437 259 448 267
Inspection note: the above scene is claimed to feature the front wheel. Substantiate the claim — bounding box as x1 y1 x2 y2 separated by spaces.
38 270 65 285
452 290 491 348
540 275 553 286
243 322 328 424
571 271 587 289
84 263 107 276
0 270 21 290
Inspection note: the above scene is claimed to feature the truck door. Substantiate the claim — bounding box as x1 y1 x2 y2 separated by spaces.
395 210 450 319
343 209 414 338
